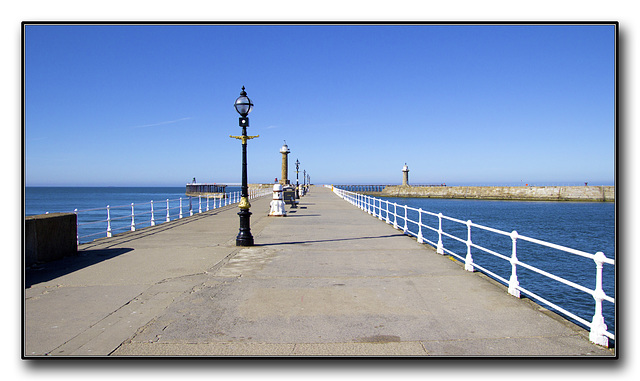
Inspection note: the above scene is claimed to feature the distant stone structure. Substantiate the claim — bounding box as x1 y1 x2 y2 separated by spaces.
185 183 227 197
280 142 290 185
402 163 409 186
381 185 615 202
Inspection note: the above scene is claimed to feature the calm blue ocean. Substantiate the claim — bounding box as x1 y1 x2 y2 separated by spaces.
24 186 616 340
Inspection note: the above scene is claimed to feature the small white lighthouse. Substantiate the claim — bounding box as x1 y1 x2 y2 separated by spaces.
402 163 409 186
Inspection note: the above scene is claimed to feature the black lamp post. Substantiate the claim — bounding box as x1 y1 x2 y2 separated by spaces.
231 86 258 246
295 159 300 199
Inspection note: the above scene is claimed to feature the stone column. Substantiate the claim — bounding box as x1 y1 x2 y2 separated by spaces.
402 163 409 186
280 143 290 184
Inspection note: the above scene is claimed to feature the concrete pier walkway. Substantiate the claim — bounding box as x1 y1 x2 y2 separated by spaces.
24 186 614 357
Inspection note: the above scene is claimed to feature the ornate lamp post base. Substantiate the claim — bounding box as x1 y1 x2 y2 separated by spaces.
236 208 254 246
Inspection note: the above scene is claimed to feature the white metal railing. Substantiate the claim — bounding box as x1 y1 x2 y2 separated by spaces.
71 188 270 245
328 185 615 347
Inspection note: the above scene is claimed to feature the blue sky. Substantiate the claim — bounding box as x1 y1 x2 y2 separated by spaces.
24 23 616 186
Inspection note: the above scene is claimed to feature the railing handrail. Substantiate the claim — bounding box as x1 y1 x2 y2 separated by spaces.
327 185 615 347
66 188 271 244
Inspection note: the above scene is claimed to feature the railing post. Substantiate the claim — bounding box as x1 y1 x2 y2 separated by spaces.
589 252 609 347
436 213 444 254
206 196 210 211
508 230 520 297
166 199 170 222
130 203 136 231
179 198 183 219
378 199 383 220
385 200 391 224
189 197 193 216
199 196 202 213
151 200 155 226
403 205 408 234
393 203 398 229
106 205 112 238
465 220 474 272
417 208 424 243
370 196 375 215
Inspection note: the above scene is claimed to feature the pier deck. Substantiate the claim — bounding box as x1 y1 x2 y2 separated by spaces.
24 187 613 357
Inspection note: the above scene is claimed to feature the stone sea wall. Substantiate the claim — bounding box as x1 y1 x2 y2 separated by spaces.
379 185 614 202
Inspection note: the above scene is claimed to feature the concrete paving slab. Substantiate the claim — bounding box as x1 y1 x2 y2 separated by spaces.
24 284 148 356
420 335 611 356
112 342 297 356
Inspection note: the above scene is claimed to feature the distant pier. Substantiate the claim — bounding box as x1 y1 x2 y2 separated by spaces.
334 185 615 202
185 183 227 197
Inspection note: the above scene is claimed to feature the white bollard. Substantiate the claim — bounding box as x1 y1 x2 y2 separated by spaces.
269 183 287 217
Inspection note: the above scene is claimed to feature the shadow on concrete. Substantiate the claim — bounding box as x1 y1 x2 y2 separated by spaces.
255 233 405 247
25 247 134 288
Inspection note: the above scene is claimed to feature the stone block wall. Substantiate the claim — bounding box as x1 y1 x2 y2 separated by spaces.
25 213 77 266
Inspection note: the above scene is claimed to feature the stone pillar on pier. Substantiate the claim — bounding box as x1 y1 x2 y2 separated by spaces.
280 143 290 185
402 163 410 186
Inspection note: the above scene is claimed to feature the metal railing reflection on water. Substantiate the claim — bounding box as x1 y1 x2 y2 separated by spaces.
72 188 270 245
328 185 615 348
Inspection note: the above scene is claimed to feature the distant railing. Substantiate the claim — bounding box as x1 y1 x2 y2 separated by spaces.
71 188 270 244
333 184 445 193
328 185 615 348
333 185 389 192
